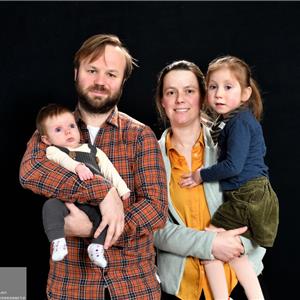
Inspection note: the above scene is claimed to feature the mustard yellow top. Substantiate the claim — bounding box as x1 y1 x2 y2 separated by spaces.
166 131 237 300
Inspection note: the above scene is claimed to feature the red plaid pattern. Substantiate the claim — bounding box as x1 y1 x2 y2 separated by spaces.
20 107 168 299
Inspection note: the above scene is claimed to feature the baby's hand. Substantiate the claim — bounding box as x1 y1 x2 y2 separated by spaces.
121 191 130 200
179 168 203 188
75 163 94 181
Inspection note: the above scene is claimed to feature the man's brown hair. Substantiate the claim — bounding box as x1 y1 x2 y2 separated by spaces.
74 34 137 82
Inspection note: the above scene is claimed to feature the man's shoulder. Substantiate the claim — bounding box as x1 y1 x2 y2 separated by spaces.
117 111 148 130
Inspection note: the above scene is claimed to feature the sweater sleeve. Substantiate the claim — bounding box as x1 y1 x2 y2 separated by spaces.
46 146 80 174
154 219 216 260
201 119 251 182
96 147 131 197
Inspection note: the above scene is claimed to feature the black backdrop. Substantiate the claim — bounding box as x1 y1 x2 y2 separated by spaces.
1 1 299 299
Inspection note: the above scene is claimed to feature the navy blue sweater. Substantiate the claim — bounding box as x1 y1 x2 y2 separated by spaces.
201 109 268 190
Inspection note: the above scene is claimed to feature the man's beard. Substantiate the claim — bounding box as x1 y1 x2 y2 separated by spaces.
75 81 122 114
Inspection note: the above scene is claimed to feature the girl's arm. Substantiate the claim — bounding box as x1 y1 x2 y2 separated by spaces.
201 120 251 182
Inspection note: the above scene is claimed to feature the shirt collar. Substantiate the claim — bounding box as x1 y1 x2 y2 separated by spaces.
74 105 119 128
166 127 204 155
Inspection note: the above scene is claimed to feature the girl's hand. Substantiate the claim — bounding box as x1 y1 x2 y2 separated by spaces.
179 168 203 188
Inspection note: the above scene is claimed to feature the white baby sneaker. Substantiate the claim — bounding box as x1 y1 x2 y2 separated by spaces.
87 243 107 268
52 238 68 261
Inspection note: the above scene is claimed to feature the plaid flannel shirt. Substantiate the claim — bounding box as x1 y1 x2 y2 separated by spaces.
20 107 168 299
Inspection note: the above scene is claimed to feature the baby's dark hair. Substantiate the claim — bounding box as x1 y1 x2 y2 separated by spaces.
36 103 72 136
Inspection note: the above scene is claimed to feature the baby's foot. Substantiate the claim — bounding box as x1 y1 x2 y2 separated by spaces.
87 243 107 268
52 238 68 261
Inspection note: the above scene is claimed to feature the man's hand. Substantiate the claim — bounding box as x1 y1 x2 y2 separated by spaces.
94 187 124 249
211 226 247 262
64 202 93 237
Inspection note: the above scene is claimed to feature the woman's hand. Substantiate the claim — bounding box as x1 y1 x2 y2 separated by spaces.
211 226 247 262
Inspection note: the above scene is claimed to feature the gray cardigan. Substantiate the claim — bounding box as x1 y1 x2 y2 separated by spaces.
154 126 266 295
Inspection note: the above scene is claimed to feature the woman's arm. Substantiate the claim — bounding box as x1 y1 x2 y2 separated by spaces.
154 220 245 261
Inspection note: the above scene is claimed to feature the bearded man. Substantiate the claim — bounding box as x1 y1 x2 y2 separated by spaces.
19 34 168 300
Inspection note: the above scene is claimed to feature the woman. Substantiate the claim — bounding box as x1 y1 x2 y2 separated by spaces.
153 60 266 300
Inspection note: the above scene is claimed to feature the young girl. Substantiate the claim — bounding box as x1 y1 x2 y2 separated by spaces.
180 56 279 299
